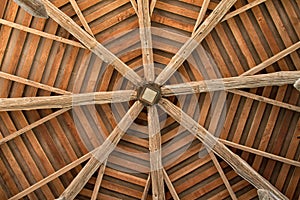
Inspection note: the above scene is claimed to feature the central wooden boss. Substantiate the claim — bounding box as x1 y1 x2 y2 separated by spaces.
137 83 161 106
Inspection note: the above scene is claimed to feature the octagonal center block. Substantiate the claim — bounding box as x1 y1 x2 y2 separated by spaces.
137 83 161 106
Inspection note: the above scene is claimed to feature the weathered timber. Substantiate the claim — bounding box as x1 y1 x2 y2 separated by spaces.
141 175 151 200
137 0 155 82
58 101 143 200
192 0 210 35
162 169 180 200
257 189 275 200
0 90 136 111
158 98 288 200
148 106 165 200
161 71 300 96
155 0 237 85
39 0 143 86
294 78 300 91
91 160 107 200
14 0 48 18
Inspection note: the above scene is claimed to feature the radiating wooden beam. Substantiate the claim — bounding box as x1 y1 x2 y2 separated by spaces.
162 71 300 96
9 151 94 200
69 0 93 36
241 41 300 76
150 0 157 15
148 106 165 200
192 0 210 35
0 19 85 48
0 71 71 95
137 0 155 82
39 0 143 86
130 0 138 15
219 139 300 167
14 0 48 18
222 0 266 22
257 189 274 200
229 89 300 113
209 152 238 200
0 90 136 111
91 160 107 200
58 101 143 200
158 98 288 200
294 78 300 92
141 175 151 200
155 0 237 85
162 169 179 200
0 108 69 145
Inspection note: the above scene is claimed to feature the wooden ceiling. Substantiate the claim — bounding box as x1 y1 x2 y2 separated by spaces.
0 0 299 199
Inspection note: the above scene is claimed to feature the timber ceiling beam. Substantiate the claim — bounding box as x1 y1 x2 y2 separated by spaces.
37 0 143 86
162 169 180 200
58 101 143 200
158 98 288 200
148 106 165 199
161 71 300 96
155 0 237 85
90 160 107 200
141 175 151 200
0 90 136 111
137 0 155 82
192 0 210 35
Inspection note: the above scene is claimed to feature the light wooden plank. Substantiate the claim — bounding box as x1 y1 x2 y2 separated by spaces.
209 152 238 200
130 0 138 15
162 169 180 200
162 71 300 96
155 0 237 85
241 41 300 76
137 0 155 81
91 160 107 200
69 0 93 36
0 90 136 111
148 106 165 200
219 139 300 167
150 0 157 15
229 89 300 113
141 175 151 200
0 108 69 145
40 0 143 86
192 0 210 35
222 0 266 22
0 71 70 95
58 101 143 200
158 98 288 200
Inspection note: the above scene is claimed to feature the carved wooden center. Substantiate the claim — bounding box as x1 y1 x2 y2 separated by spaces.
137 83 161 106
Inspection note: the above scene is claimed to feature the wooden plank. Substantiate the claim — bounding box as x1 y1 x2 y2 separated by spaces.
137 0 155 81
0 90 136 111
58 101 143 200
294 78 300 91
209 152 238 200
150 0 157 15
39 0 143 86
91 161 107 200
68 0 93 36
229 89 300 113
155 0 237 85
162 71 300 96
148 106 165 200
0 18 85 48
222 0 267 22
192 0 210 35
162 169 180 200
0 108 69 145
158 98 288 200
14 0 48 18
141 175 151 200
130 0 138 15
241 41 300 76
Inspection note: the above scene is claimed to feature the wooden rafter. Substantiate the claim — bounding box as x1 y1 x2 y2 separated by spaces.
141 175 151 200
137 0 155 82
161 71 300 96
39 0 143 86
148 106 165 199
241 41 300 76
219 139 300 167
209 152 237 200
0 108 69 145
158 98 288 200
162 169 180 200
229 89 300 113
0 90 136 111
0 71 70 95
14 0 48 18
130 0 139 15
91 160 107 200
155 0 237 85
68 0 93 36
192 0 210 35
150 0 157 16
293 78 300 91
58 101 143 200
